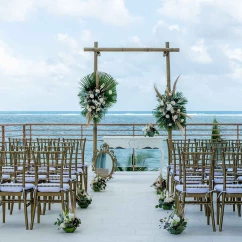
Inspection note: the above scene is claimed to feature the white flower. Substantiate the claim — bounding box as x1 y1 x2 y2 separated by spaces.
160 108 164 112
96 108 100 111
90 94 94 99
181 119 184 122
68 213 75 219
170 108 174 114
100 83 105 89
171 101 176 105
88 108 92 112
166 104 172 111
165 114 170 118
60 223 65 228
99 98 104 103
92 106 96 109
95 89 100 93
103 101 106 104
169 123 172 126
169 93 172 96
160 100 164 105
173 115 178 120
95 115 99 118
108 90 112 95
177 109 180 113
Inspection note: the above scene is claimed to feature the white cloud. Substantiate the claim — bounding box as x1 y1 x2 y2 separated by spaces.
190 39 212 64
0 0 36 22
57 34 79 50
130 36 142 46
0 0 140 26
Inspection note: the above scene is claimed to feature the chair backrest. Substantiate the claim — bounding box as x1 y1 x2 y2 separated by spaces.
181 150 215 190
31 150 66 187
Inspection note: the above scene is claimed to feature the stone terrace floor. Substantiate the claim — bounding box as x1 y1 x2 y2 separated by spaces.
1 170 242 242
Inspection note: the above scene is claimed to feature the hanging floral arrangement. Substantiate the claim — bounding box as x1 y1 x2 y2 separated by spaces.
78 72 118 125
153 76 190 134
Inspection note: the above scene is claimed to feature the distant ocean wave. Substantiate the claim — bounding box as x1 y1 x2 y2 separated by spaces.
0 111 242 116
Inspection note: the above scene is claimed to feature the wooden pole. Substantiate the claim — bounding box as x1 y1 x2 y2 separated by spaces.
165 42 172 168
84 47 179 52
93 41 98 163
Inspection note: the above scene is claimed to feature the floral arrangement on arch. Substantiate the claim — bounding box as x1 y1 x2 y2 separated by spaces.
78 72 118 125
153 76 190 135
54 210 81 231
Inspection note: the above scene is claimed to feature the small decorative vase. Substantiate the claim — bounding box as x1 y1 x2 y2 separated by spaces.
78 202 89 209
168 226 185 235
62 227 76 233
162 204 173 210
93 187 101 192
147 131 155 137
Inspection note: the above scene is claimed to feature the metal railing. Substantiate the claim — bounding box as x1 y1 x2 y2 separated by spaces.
0 123 241 142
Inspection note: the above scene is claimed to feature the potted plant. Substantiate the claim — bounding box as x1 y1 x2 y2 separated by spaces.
76 189 92 208
54 210 81 233
142 123 159 137
160 206 187 234
90 175 107 192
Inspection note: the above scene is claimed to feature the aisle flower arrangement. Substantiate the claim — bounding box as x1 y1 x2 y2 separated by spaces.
54 210 81 233
151 174 166 194
155 192 175 210
76 189 92 208
78 72 118 125
153 76 191 135
90 175 107 192
160 206 187 235
142 123 159 137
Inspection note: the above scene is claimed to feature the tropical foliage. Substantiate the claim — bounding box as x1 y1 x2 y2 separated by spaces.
78 72 118 125
153 76 190 134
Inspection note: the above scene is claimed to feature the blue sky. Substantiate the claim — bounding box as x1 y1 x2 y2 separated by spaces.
0 0 242 111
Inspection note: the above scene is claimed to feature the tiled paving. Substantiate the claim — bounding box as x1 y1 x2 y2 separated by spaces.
0 170 242 242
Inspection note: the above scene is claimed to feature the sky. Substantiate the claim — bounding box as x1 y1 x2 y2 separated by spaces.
0 0 242 111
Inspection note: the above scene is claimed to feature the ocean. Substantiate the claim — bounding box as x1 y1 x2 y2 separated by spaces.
1 111 242 169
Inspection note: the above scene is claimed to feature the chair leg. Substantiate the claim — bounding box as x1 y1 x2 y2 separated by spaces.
30 191 37 230
24 192 29 230
237 197 241 217
10 196 14 215
2 196 5 223
216 194 220 225
219 193 225 232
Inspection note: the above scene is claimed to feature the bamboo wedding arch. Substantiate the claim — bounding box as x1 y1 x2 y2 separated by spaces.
83 42 180 165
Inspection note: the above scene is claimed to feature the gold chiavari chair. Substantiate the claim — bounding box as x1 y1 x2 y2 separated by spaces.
30 150 72 230
215 151 242 231
175 150 216 232
0 151 34 230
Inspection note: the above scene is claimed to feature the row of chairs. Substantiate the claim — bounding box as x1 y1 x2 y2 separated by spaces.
167 139 242 232
0 138 88 230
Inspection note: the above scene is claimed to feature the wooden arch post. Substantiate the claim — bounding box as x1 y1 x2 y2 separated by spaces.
84 42 179 169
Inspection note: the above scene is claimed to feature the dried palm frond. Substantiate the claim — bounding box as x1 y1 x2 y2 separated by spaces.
86 112 92 127
154 85 163 100
180 112 192 119
176 121 185 136
172 75 180 95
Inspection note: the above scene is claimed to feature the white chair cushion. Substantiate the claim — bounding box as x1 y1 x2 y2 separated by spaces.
16 175 47 183
0 183 35 192
176 184 210 194
175 176 203 184
214 176 235 184
49 175 76 183
37 183 69 192
2 174 11 179
215 184 242 193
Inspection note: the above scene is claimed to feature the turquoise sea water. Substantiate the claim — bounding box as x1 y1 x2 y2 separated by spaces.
1 111 242 169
